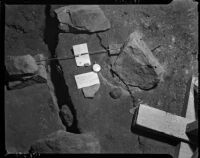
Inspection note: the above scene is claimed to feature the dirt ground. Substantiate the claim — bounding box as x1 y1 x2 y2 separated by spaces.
4 0 198 155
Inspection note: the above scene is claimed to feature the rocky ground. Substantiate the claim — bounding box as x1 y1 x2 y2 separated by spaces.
4 0 198 155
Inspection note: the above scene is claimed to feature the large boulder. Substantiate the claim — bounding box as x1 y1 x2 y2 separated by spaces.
30 130 101 153
5 84 65 153
5 55 38 75
54 5 111 33
5 54 48 90
111 31 161 90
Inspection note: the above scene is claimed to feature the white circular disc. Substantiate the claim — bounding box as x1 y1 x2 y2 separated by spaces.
93 64 101 72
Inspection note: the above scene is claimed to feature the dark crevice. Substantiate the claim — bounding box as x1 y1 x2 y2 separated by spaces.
110 69 137 106
96 33 108 50
44 5 81 134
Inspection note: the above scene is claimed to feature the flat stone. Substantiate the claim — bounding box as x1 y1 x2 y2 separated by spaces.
5 54 48 89
5 55 38 75
124 31 165 80
112 32 160 90
55 5 111 33
82 84 100 98
109 87 122 99
30 130 101 153
109 43 123 56
59 105 73 127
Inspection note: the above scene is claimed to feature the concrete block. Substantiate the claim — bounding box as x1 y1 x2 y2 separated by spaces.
133 104 193 142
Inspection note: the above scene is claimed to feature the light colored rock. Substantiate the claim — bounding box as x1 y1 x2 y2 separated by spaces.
5 55 38 75
34 54 48 81
30 130 101 153
82 84 100 98
124 31 165 80
109 43 123 55
55 5 111 33
112 31 161 90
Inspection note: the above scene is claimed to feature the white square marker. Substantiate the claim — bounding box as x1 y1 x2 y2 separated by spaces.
72 43 91 67
73 43 89 56
75 54 91 67
75 72 100 89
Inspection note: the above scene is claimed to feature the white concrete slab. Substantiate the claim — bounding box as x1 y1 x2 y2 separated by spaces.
75 72 100 89
134 104 194 142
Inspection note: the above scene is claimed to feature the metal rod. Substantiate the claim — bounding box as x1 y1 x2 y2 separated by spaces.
36 47 121 62
36 44 160 63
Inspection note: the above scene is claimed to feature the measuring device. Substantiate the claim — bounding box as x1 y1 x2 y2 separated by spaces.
36 44 123 63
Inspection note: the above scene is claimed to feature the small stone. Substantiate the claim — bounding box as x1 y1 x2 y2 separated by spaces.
82 84 100 98
30 130 101 153
59 105 73 127
109 43 123 56
109 87 122 99
5 55 38 75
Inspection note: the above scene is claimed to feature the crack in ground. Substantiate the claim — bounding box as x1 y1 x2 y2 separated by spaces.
96 33 108 50
110 69 137 106
96 33 137 106
96 32 146 153
137 136 145 153
44 5 81 134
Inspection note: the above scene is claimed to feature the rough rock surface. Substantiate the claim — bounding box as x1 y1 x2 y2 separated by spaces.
5 54 48 90
5 5 48 57
82 84 100 98
5 55 38 75
54 5 111 33
5 85 65 153
30 130 101 153
34 54 48 81
112 49 160 90
59 105 74 128
5 5 65 153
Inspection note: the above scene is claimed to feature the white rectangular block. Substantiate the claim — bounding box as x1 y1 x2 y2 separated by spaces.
134 104 194 142
75 54 91 67
176 76 198 158
75 72 100 89
73 43 89 56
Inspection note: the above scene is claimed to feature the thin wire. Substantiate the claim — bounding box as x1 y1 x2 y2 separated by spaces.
36 47 121 62
36 44 161 63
